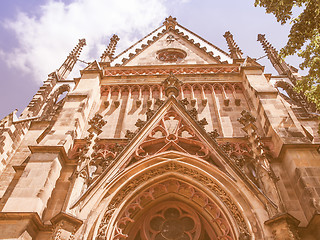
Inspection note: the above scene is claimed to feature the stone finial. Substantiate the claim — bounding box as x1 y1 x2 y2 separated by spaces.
258 34 316 112
57 38 86 79
88 113 107 133
163 16 177 30
101 34 120 62
208 129 220 140
223 31 243 59
237 110 256 127
257 34 291 76
162 72 182 97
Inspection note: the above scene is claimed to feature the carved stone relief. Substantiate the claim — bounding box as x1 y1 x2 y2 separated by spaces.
124 109 216 167
237 110 282 215
95 161 251 240
157 48 187 63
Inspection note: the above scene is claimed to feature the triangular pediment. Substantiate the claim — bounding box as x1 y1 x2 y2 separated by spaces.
100 96 230 172
123 31 221 66
112 24 232 67
82 60 101 71
242 57 262 68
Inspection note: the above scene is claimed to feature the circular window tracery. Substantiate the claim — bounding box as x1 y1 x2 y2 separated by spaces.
143 204 201 240
157 48 187 63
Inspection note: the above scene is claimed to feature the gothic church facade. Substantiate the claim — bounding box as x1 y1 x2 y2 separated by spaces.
0 16 319 240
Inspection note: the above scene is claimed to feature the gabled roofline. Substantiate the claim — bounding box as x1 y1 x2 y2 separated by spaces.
110 18 233 66
176 23 231 58
112 25 164 62
118 28 226 66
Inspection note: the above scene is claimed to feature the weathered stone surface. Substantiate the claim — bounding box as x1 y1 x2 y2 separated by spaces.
0 16 319 240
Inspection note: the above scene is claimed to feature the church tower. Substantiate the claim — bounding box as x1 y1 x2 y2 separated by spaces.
0 16 319 240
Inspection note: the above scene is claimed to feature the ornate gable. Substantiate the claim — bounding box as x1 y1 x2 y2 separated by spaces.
92 96 229 177
123 31 221 66
111 17 232 67
124 106 222 167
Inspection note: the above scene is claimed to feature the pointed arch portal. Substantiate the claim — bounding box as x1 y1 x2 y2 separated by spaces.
112 181 234 240
92 152 256 240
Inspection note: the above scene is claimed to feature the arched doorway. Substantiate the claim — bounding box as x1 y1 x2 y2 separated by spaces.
96 177 240 240
92 154 257 240
128 200 231 240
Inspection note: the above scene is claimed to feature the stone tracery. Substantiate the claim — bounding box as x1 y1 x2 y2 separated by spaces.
113 180 235 240
127 109 212 164
94 159 252 240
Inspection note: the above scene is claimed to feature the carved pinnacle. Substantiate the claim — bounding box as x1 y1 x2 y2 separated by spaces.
101 34 120 62
162 72 182 97
257 34 291 76
57 38 86 79
163 16 177 30
223 31 243 59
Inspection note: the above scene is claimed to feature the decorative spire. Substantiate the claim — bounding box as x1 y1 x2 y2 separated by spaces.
257 34 317 112
163 16 177 30
257 34 291 76
100 34 120 62
57 38 86 79
162 72 182 97
223 31 243 59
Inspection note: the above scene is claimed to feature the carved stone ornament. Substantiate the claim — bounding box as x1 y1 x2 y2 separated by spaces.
197 118 208 128
88 113 107 133
237 110 256 127
187 108 198 120
146 108 156 121
166 34 176 43
103 66 239 77
239 230 252 240
145 205 200 240
114 184 234 240
100 34 120 62
95 162 250 239
163 16 177 30
157 48 187 63
208 129 220 140
162 72 183 97
155 98 165 108
135 118 147 130
179 98 189 107
237 111 282 215
125 130 136 140
128 109 212 162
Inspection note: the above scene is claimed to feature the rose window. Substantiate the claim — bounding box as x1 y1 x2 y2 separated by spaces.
157 48 187 62
144 205 200 240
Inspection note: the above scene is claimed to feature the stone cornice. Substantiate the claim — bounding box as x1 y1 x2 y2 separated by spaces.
103 64 240 77
265 212 300 226
277 143 320 160
50 212 83 230
0 212 51 231
28 145 77 165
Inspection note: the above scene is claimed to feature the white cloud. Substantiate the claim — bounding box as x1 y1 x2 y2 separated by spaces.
1 0 175 83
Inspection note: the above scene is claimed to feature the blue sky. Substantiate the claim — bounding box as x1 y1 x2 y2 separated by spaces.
0 0 303 119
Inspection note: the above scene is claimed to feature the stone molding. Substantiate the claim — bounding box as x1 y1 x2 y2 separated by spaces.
95 160 252 239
